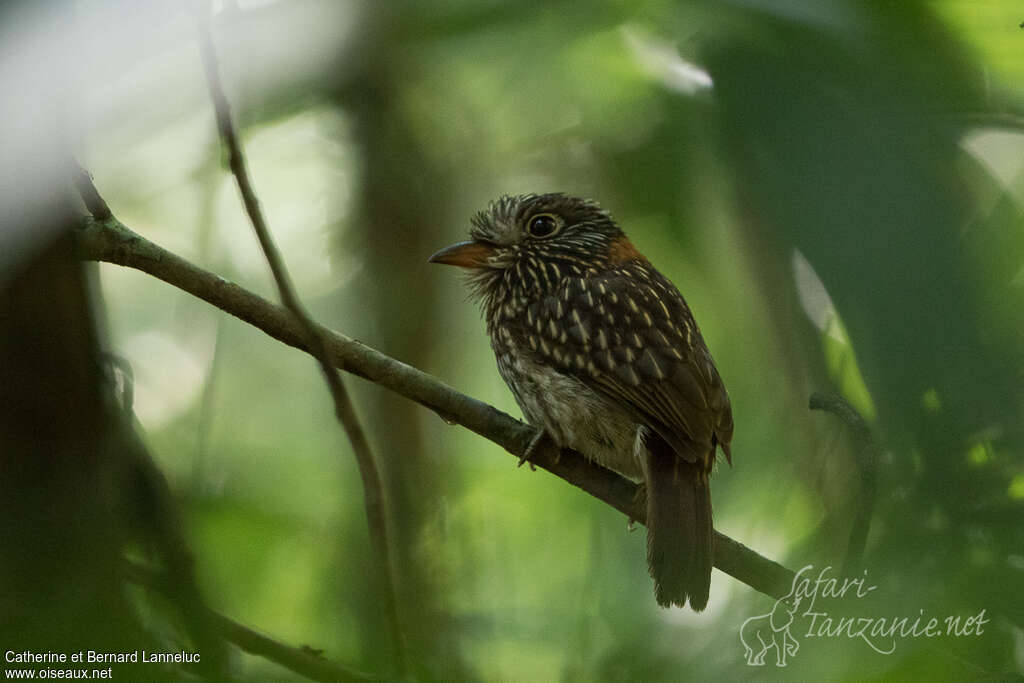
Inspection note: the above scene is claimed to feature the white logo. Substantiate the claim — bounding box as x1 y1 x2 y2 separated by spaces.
740 594 803 666
739 564 988 666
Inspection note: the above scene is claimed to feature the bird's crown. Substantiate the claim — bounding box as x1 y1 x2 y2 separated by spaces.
468 193 621 251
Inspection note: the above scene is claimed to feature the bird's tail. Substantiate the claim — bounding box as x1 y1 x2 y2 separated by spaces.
644 443 713 611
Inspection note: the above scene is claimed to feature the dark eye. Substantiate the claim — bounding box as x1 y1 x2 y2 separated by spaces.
527 213 559 238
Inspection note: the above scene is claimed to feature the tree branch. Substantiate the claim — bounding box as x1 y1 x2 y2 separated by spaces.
78 215 797 600
194 7 407 674
809 392 878 575
72 162 112 220
115 401 230 676
126 562 383 683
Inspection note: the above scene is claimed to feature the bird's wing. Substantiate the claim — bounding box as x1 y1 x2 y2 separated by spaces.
521 268 732 466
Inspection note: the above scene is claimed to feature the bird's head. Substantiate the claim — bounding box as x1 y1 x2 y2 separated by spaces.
429 193 631 309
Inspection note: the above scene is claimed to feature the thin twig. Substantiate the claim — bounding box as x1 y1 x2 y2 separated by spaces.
99 352 230 675
117 419 231 676
78 215 797 600
72 162 112 220
194 7 407 675
126 561 383 683
809 392 879 574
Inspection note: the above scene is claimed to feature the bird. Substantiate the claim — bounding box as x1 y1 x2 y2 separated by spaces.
429 193 733 610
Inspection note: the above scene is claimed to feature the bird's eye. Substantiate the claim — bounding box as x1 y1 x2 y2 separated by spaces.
527 213 559 238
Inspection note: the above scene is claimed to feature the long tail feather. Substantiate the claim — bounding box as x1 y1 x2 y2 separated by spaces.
644 437 713 610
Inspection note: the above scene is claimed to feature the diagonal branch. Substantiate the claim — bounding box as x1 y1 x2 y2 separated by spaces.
127 561 383 683
77 214 797 601
194 7 407 675
809 392 879 575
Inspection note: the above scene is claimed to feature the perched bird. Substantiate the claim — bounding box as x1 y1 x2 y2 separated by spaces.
430 193 732 610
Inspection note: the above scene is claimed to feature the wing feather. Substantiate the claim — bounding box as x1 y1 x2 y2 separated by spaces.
520 270 731 467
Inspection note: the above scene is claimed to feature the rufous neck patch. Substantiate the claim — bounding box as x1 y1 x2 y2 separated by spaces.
607 236 646 265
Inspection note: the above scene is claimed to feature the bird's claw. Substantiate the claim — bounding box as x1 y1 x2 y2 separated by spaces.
629 483 646 529
518 429 548 471
632 483 647 507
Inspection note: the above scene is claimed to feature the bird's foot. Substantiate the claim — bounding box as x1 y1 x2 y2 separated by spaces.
632 482 647 507
627 483 647 530
518 429 550 470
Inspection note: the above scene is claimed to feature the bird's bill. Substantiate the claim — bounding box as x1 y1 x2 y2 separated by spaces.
428 240 495 268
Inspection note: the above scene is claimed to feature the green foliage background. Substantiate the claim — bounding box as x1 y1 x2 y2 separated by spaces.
80 0 1024 680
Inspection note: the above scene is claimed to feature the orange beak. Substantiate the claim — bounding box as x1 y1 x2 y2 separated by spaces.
428 240 496 268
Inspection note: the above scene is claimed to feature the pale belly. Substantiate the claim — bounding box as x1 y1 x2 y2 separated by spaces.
496 349 644 482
